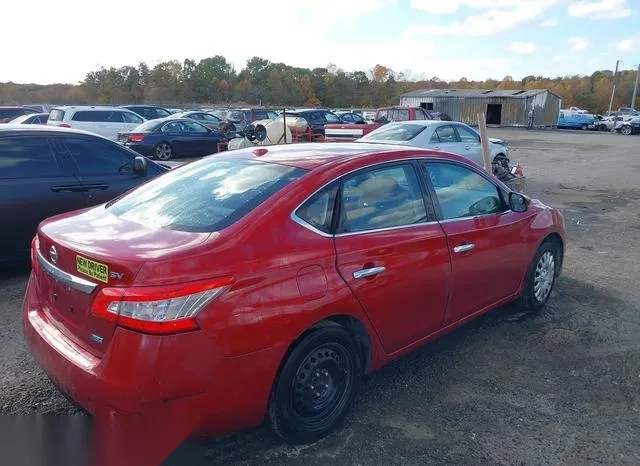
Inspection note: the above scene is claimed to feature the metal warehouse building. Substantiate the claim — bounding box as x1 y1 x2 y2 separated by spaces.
400 88 562 127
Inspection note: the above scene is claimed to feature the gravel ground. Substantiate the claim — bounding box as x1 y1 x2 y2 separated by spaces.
1 128 639 465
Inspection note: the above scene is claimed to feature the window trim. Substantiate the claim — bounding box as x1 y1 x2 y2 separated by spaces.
290 159 439 238
419 159 510 223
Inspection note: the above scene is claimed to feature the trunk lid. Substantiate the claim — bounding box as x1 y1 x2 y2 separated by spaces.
34 206 211 356
324 123 380 141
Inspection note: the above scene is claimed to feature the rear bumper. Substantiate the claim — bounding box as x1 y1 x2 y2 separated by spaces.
22 273 283 436
124 143 155 158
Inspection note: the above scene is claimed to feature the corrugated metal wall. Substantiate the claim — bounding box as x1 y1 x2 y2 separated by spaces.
400 92 561 127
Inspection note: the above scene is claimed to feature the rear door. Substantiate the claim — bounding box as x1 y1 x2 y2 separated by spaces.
60 136 150 205
420 160 527 324
0 135 87 263
428 124 462 154
333 162 451 354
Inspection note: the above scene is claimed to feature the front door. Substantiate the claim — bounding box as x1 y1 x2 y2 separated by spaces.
333 162 451 354
420 161 527 324
428 124 461 154
453 124 484 167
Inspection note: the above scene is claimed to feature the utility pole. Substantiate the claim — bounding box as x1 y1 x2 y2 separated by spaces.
632 64 640 110
607 59 621 115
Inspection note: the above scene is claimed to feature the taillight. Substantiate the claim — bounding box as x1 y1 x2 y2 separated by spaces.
30 236 39 268
91 277 234 335
127 133 145 143
58 123 71 128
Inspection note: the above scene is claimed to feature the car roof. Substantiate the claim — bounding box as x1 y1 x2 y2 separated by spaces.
216 142 455 170
122 105 166 109
51 105 135 112
377 120 454 128
0 125 117 138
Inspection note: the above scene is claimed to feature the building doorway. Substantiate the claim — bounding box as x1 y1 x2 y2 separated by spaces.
420 102 434 110
486 104 502 125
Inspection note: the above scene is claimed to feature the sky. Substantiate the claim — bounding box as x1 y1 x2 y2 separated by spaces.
2 0 639 84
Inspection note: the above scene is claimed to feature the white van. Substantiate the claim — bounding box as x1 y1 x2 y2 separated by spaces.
47 106 145 140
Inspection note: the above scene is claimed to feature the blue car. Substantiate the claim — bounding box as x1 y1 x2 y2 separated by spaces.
118 118 227 160
557 111 595 130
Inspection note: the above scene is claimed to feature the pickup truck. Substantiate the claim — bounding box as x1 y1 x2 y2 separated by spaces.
324 106 436 141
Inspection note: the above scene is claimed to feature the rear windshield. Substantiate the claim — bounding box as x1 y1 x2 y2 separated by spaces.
359 123 427 142
48 109 65 122
107 158 307 232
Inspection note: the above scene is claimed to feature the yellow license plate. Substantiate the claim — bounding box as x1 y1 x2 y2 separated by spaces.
76 255 109 284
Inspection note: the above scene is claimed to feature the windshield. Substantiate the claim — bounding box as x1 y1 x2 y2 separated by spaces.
359 123 427 142
108 158 307 232
227 111 244 122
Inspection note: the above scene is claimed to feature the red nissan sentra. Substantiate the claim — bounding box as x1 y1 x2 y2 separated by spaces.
23 143 565 443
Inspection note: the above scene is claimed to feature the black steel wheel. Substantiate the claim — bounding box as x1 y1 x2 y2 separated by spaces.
268 326 361 444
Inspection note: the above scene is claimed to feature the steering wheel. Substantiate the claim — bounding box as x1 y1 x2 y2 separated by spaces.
468 196 500 216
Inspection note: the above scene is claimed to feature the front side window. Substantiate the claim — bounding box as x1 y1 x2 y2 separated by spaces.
63 138 135 176
201 113 221 122
423 162 504 220
0 137 62 179
455 125 480 143
295 182 339 234
108 158 306 232
121 112 143 124
339 164 427 233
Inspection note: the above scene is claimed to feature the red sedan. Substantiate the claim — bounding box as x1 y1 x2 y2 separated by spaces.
23 143 565 445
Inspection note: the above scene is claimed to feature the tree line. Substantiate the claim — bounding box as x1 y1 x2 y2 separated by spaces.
1 55 638 114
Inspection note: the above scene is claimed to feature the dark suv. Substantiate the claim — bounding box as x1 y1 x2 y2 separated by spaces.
283 109 342 136
121 105 172 121
0 126 168 265
0 106 37 124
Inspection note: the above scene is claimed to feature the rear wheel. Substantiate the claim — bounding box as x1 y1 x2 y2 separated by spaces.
154 142 173 160
268 326 361 444
581 124 588 131
521 241 559 311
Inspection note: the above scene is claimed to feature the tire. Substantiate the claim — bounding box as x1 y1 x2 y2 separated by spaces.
521 240 560 311
621 125 632 136
154 142 173 160
581 124 588 131
268 326 361 444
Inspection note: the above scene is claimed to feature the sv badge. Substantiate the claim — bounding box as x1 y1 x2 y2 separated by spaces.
109 271 125 280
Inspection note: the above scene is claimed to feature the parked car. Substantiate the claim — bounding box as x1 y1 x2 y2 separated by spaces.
47 106 145 140
226 108 280 131
8 113 49 125
118 118 227 160
557 111 595 130
614 117 640 135
283 109 342 136
325 106 435 141
355 120 510 169
121 105 172 121
170 111 225 130
23 104 57 113
23 142 565 447
593 115 628 131
0 126 167 265
0 106 37 123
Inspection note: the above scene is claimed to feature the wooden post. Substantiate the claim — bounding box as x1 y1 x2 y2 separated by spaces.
477 112 492 173
282 108 287 144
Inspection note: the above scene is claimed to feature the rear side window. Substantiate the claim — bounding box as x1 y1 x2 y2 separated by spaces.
48 109 65 122
108 159 307 232
295 182 339 234
0 137 62 179
121 112 143 124
62 138 135 176
72 111 107 122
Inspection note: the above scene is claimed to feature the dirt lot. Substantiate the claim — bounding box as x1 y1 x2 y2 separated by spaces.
1 129 639 465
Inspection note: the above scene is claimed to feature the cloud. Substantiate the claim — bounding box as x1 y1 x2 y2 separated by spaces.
568 0 632 19
615 34 640 51
569 36 589 52
508 41 538 54
552 55 571 62
410 0 558 14
406 1 559 36
540 17 559 26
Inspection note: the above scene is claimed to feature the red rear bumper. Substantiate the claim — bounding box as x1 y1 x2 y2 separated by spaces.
22 272 283 436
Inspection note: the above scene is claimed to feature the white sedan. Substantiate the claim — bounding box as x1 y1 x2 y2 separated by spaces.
355 120 509 168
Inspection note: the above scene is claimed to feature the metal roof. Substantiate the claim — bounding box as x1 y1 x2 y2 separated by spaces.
401 88 560 99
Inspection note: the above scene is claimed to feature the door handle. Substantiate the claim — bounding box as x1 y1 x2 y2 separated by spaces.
51 185 87 193
432 146 441 150
464 145 471 150
353 266 386 279
453 243 475 254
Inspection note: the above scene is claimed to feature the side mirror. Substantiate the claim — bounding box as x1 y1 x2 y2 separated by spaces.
133 156 147 176
509 192 527 212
